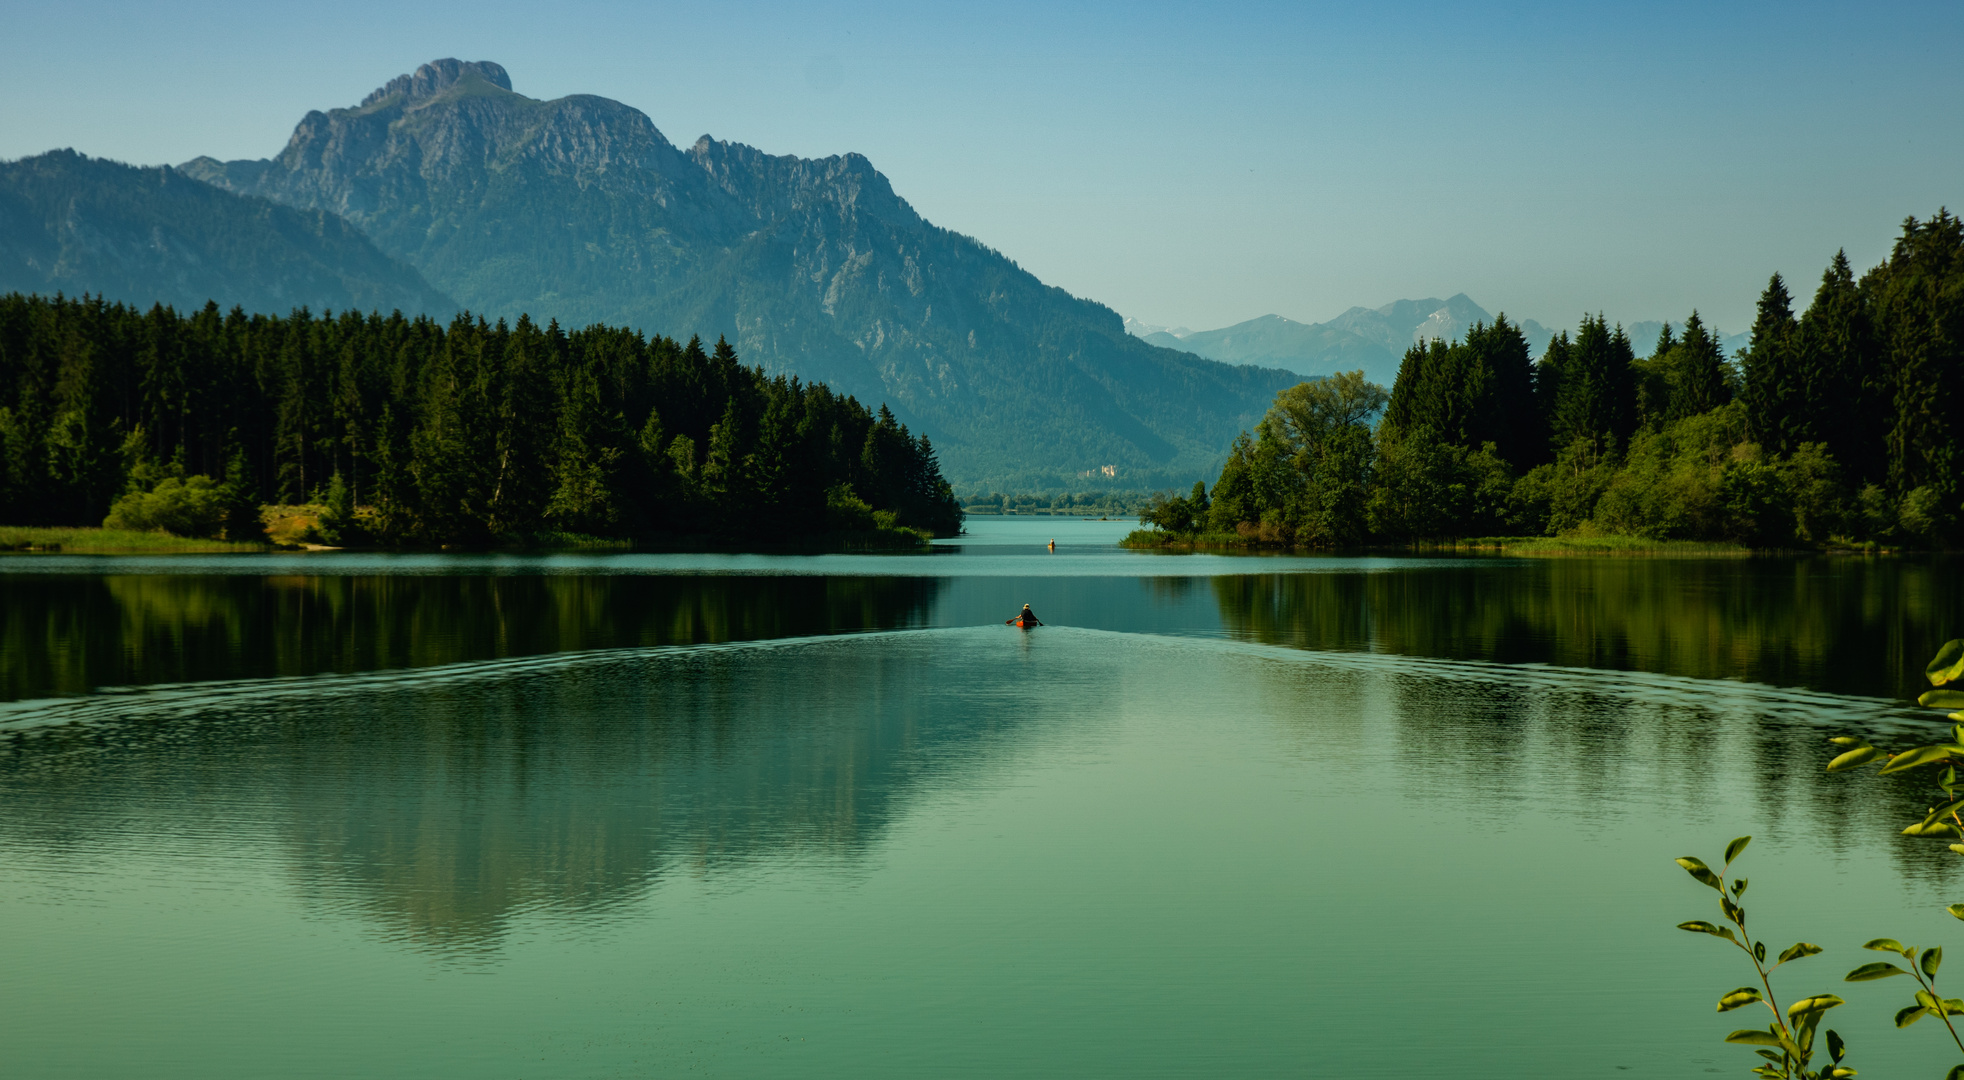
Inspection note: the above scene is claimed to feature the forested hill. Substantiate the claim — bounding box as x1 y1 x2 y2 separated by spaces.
0 150 453 318
0 293 963 544
178 58 1298 489
1152 212 1964 550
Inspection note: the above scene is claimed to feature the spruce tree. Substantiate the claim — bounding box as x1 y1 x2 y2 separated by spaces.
1742 274 1804 453
1871 211 1964 518
1798 249 1882 484
1669 312 1730 420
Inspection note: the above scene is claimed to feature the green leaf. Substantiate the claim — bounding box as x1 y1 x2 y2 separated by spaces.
1949 904 1964 921
1679 920 1738 942
1922 799 1964 826
1830 736 1867 746
1725 836 1752 864
1946 998 1964 1015
1827 1027 1845 1062
1865 938 1908 952
1880 745 1964 775
1754 1049 1783 1062
1945 1064 1964 1080
1925 947 1945 978
1719 987 1764 1012
1676 856 1724 889
1846 961 1909 981
1828 745 1881 771
1904 821 1964 838
1896 1004 1928 1027
1823 1069 1856 1080
1725 1029 1783 1046
1918 989 1943 1012
1755 940 1767 964
1928 639 1964 687
1948 846 1964 857
1780 942 1823 964
1789 994 1845 1018
1922 690 1964 710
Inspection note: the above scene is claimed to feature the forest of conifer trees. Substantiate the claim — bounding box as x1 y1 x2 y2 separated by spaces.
1149 211 1964 549
0 297 963 545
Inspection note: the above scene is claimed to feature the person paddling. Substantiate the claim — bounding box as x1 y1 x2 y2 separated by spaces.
1006 603 1043 628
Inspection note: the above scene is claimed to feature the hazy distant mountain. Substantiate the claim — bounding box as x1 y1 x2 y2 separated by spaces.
178 58 1296 489
1133 295 1545 386
1136 297 1761 387
1125 296 1584 386
1624 319 1752 359
0 149 452 317
1122 317 1192 340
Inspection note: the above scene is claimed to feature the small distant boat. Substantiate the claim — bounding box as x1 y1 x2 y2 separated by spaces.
1006 604 1044 629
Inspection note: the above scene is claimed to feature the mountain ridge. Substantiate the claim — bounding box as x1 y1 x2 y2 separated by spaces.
0 149 453 318
178 58 1297 488
1136 298 1751 386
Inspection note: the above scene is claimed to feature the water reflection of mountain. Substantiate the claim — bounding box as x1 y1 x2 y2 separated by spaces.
1213 557 1964 701
0 573 942 701
0 631 1038 957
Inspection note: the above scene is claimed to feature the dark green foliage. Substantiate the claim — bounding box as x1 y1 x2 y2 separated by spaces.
0 293 961 543
1744 274 1810 455
1548 315 1637 454
1648 312 1733 423
1383 316 1539 470
1138 481 1210 536
1870 212 1964 530
1201 213 1964 549
1797 252 1882 484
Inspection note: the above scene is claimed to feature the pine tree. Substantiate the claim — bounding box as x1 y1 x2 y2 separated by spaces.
1798 250 1882 484
1669 312 1730 420
1871 211 1964 517
1549 315 1634 452
1742 274 1805 453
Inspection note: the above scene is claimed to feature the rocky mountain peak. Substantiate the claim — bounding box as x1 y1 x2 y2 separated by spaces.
359 59 512 109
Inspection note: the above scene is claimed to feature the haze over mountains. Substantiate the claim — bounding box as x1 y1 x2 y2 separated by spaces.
1133 299 1748 387
158 58 1297 489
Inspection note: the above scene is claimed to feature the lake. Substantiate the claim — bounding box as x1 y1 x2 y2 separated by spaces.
3 518 1962 1077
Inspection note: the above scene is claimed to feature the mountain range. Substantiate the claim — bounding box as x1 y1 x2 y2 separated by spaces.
1133 300 1750 386
0 149 452 317
160 58 1299 490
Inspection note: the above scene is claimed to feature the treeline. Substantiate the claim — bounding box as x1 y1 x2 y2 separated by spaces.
961 490 1155 516
1147 211 1963 548
0 294 962 543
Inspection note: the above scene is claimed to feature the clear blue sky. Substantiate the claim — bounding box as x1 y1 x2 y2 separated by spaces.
4 0 1959 335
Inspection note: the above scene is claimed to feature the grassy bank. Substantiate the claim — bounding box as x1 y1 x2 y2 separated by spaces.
0 526 271 554
1449 535 1751 556
1121 528 1753 556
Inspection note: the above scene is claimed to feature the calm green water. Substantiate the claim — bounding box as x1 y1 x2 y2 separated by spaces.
2 519 1962 1077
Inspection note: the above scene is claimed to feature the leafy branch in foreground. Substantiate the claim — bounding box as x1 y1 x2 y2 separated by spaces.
1675 836 1853 1078
1826 637 1964 1077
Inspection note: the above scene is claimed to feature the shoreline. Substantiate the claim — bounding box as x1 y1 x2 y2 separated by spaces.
1117 529 1928 557
0 525 940 557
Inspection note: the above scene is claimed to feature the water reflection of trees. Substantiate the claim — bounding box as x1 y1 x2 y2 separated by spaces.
0 573 941 701
0 634 1026 958
1213 557 1963 701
